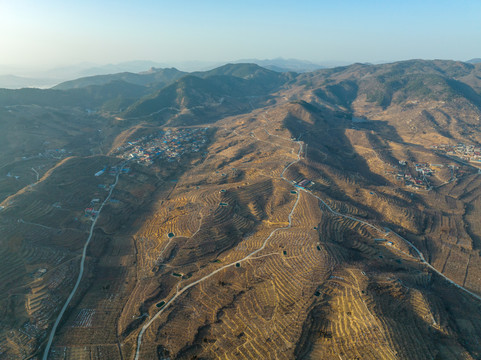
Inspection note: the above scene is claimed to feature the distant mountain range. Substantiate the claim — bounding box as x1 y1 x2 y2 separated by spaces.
0 74 58 89
53 67 187 90
0 61 215 90
2 60 481 118
0 58 325 89
3 57 481 90
233 58 325 72
467 58 481 64
0 63 292 119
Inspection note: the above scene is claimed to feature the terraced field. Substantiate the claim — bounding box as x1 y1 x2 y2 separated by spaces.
3 61 481 359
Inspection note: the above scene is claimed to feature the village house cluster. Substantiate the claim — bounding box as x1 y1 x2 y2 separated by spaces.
432 143 481 163
399 162 433 189
86 163 129 220
22 148 70 161
114 128 209 165
385 160 462 190
385 161 437 190
414 163 434 177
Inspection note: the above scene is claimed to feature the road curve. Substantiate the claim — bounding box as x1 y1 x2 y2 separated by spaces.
386 228 481 302
42 163 125 360
263 126 481 303
134 139 304 360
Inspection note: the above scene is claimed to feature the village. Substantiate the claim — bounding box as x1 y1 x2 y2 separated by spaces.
431 142 481 164
384 160 460 190
83 164 130 220
22 147 70 161
113 127 209 166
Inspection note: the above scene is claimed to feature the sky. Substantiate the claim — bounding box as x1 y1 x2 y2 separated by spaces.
0 0 480 73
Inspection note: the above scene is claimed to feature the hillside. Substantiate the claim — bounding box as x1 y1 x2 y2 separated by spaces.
233 57 325 72
121 65 291 123
1 60 481 360
0 80 148 112
53 67 186 90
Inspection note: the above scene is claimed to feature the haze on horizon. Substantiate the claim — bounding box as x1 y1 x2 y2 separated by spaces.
1 0 480 74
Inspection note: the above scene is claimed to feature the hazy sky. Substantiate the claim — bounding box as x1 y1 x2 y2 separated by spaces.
1 0 480 71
